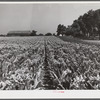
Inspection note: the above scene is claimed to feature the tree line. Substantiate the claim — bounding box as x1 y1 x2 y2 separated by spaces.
57 9 100 40
6 30 56 37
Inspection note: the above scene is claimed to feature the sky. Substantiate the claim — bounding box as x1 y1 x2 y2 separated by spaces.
0 3 100 35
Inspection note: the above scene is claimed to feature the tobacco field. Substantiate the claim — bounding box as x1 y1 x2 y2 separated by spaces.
0 36 100 90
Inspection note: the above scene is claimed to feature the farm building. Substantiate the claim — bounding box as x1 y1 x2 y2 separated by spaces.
7 31 32 36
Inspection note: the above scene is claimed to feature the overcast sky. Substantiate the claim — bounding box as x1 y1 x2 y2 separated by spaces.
0 3 100 34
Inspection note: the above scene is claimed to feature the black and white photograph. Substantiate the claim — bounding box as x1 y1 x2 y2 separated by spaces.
0 2 100 91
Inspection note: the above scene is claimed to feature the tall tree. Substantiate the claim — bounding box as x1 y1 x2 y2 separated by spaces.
57 24 62 36
31 30 37 36
57 24 66 36
71 20 80 37
57 9 100 39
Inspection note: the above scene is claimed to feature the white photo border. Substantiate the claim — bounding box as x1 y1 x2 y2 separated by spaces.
0 1 100 99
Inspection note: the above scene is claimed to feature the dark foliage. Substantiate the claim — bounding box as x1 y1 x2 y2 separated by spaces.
45 33 52 36
57 9 100 40
57 24 66 36
30 30 37 36
38 33 44 36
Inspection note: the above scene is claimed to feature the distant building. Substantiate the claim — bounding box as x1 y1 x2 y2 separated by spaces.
7 31 32 36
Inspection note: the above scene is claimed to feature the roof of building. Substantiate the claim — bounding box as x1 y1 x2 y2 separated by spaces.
7 30 32 35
